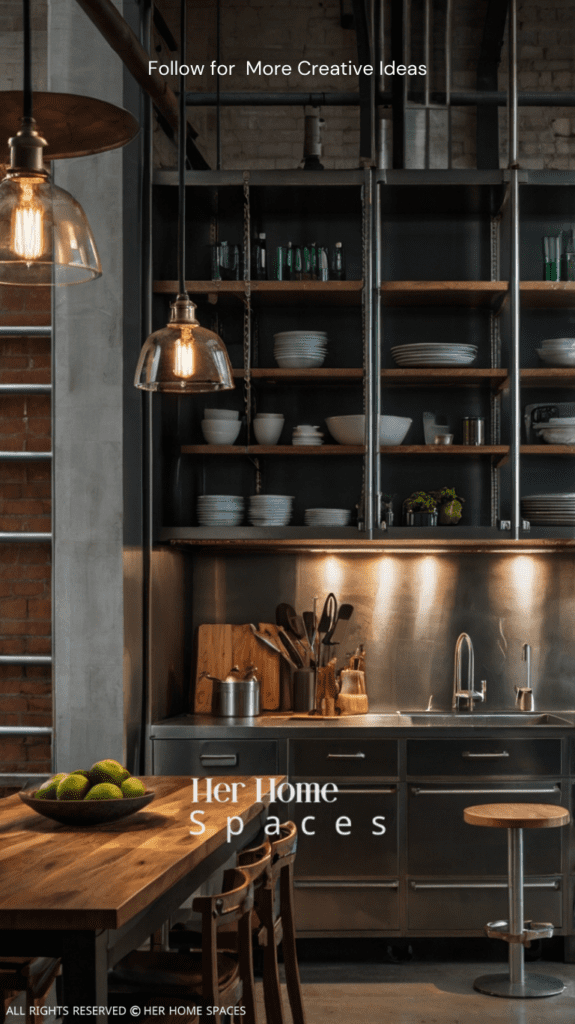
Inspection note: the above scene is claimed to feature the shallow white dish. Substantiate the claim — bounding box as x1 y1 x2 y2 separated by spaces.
535 425 575 444
536 349 575 366
326 414 412 446
276 357 325 368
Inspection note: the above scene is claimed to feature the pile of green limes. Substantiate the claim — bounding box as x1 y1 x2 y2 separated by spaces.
34 760 146 801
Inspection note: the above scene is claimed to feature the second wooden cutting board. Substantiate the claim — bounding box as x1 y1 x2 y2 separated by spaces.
194 623 280 712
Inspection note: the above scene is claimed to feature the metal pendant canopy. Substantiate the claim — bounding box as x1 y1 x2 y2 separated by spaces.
0 92 139 162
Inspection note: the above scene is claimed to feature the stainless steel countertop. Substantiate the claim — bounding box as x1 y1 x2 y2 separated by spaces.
150 710 575 738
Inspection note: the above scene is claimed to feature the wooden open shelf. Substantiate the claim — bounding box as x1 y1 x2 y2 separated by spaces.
522 444 575 455
225 368 573 389
181 444 364 455
153 280 363 305
520 368 575 388
381 368 507 388
232 368 363 385
380 281 575 309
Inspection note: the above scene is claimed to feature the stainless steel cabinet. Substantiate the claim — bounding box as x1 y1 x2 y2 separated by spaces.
290 738 398 780
151 738 278 775
407 878 563 932
407 738 562 778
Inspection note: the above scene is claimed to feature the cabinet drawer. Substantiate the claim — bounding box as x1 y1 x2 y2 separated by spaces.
407 878 562 932
407 783 564 875
407 739 561 777
290 739 397 779
294 883 399 933
151 739 278 776
291 787 398 878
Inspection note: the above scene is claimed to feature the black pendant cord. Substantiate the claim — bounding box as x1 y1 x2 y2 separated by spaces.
177 0 186 296
23 0 33 120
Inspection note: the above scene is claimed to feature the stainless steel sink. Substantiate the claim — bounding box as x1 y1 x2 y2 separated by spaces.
396 712 572 727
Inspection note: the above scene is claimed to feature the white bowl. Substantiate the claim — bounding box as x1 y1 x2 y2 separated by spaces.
537 349 575 367
203 409 240 420
253 419 284 445
276 356 325 369
540 338 575 347
201 420 241 444
325 415 412 446
255 413 285 420
535 426 575 444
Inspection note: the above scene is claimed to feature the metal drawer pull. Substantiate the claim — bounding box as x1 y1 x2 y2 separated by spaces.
200 754 238 766
411 787 559 796
335 786 392 794
327 753 366 759
462 751 510 759
296 881 399 889
410 881 560 891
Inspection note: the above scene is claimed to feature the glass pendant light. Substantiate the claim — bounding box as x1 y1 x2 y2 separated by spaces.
0 0 101 286
134 0 234 393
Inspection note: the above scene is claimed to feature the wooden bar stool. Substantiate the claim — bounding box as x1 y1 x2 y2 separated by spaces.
464 802 570 998
241 822 306 1024
0 957 61 1024
110 867 255 1018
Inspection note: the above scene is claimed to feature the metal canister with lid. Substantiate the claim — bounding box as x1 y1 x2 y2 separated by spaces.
462 417 485 446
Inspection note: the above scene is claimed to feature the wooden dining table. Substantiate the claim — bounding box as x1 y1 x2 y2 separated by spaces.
0 775 283 1016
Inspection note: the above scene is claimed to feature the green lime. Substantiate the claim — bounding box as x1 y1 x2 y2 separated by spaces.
88 759 128 787
85 783 123 801
57 774 91 800
35 773 68 799
121 777 146 798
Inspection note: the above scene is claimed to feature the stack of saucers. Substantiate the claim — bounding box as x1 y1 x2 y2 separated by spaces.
292 425 323 446
534 417 575 445
248 494 293 527
197 495 244 527
536 338 575 367
273 331 327 368
391 343 478 367
304 508 351 527
521 493 575 526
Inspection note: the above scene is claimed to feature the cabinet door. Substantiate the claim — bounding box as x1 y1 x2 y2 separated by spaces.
407 783 564 875
151 738 278 775
407 878 562 932
407 739 561 777
290 786 398 878
294 883 399 934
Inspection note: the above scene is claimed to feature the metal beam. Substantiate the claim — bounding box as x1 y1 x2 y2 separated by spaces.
476 0 510 167
71 0 209 169
185 89 575 109
352 0 375 163
390 0 407 167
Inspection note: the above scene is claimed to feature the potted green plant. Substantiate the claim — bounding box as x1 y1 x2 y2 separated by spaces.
403 491 438 527
432 487 465 526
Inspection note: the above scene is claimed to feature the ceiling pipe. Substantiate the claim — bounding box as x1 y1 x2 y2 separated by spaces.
185 90 575 108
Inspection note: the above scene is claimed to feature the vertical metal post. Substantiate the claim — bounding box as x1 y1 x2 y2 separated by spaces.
363 169 374 537
424 0 431 169
373 172 382 530
445 0 453 168
508 827 525 986
508 0 521 539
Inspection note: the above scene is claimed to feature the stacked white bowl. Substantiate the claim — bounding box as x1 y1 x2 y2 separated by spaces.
248 494 294 526
253 413 284 445
292 425 323 446
534 417 575 444
304 508 351 526
273 331 327 368
201 409 241 444
197 495 244 526
536 338 575 367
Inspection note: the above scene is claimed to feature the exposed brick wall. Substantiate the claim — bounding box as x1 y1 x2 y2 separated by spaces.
154 0 575 171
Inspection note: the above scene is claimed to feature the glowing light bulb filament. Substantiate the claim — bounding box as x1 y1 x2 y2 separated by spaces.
174 336 195 378
12 183 43 261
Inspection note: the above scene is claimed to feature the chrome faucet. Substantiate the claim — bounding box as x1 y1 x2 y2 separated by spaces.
515 643 534 712
452 633 487 712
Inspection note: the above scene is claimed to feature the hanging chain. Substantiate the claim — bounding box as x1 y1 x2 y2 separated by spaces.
242 172 261 492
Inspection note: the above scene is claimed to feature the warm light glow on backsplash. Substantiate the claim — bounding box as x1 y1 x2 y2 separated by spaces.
319 555 345 593
415 556 440 620
508 555 538 614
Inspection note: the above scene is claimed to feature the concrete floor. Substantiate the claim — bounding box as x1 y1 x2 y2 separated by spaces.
260 962 575 1024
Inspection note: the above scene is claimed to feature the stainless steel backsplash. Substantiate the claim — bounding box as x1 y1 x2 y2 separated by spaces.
184 551 575 713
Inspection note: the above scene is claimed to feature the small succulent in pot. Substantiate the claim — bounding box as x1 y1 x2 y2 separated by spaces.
431 486 465 526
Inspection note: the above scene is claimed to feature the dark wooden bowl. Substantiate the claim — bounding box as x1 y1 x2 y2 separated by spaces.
18 788 155 825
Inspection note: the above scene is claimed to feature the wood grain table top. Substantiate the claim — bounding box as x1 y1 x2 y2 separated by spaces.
0 776 283 931
464 802 571 829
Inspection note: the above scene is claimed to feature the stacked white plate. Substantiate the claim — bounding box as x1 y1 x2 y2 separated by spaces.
292 425 323 446
273 331 327 369
534 417 575 445
248 494 294 527
536 338 575 367
304 508 351 527
521 493 575 526
391 343 478 367
197 495 244 526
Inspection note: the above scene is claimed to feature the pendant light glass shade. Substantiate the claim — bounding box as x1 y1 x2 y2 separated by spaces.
0 117 101 286
0 170 102 285
134 296 234 393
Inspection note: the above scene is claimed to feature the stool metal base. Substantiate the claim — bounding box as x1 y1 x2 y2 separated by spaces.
473 973 565 999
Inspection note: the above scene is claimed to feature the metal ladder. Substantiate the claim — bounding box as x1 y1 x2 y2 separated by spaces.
0 325 53 788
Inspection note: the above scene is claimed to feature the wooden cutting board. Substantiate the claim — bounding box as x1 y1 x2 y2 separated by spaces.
194 623 280 712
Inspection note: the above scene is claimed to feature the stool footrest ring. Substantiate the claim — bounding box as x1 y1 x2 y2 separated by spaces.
485 920 554 946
